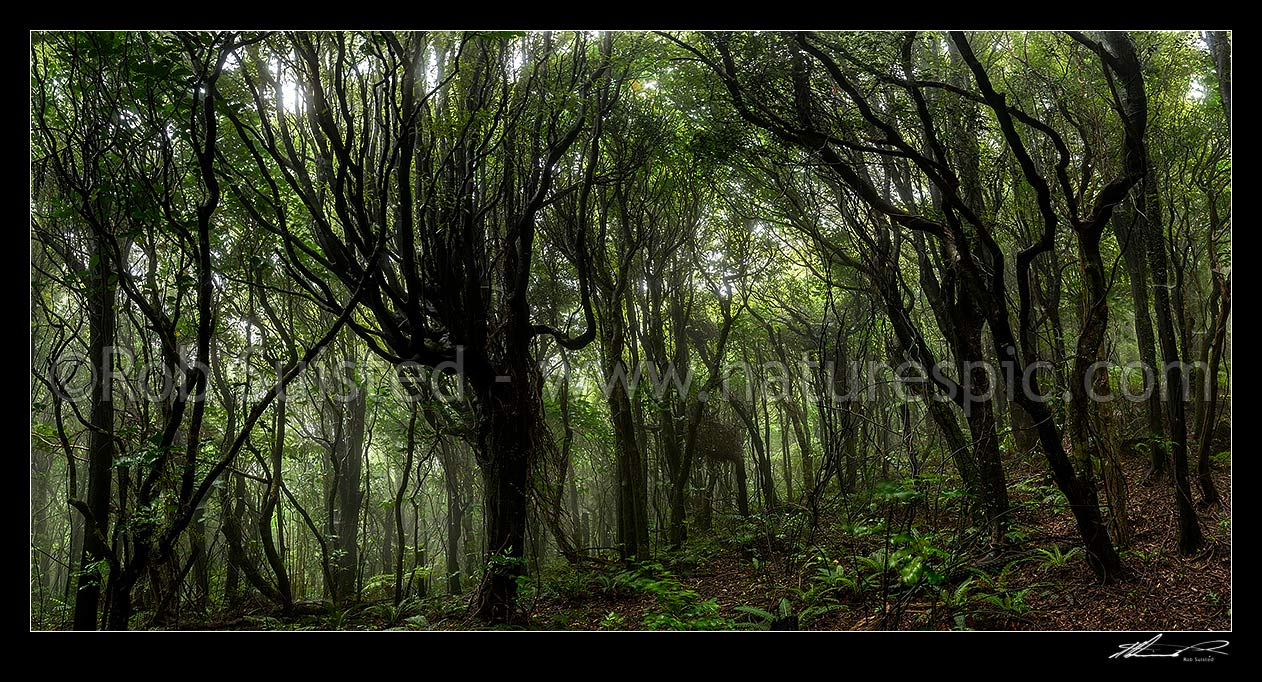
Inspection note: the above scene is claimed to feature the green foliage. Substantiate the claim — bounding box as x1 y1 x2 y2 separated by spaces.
811 559 858 594
1013 475 1070 515
871 478 926 506
667 535 723 569
979 587 1032 616
1003 528 1031 544
486 548 526 570
733 597 794 630
865 529 950 589
358 596 426 627
941 576 978 611
727 508 814 560
244 615 286 629
29 29 1233 634
1033 546 1082 571
618 561 735 631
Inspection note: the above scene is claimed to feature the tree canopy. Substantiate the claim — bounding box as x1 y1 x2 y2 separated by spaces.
31 30 1230 634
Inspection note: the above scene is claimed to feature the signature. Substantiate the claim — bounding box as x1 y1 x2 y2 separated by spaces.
1111 634 1230 659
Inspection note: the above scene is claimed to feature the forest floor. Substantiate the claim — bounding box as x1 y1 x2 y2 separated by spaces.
500 446 1231 632
178 445 1230 632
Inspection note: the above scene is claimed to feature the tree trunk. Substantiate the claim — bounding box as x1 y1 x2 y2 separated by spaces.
1112 206 1167 476
259 405 293 613
393 407 418 604
73 233 115 631
331 386 366 603
1141 173 1203 555
218 477 283 606
733 456 750 518
603 337 651 560
958 314 1011 545
440 438 465 595
779 403 794 501
471 350 538 625
731 399 778 511
1195 272 1229 506
189 505 211 614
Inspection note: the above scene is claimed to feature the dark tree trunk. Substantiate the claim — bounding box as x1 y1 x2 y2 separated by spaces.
700 464 717 532
189 506 211 613
259 404 294 613
602 333 650 560
1112 206 1167 476
733 455 750 518
958 315 1011 545
218 477 283 606
1068 233 1110 484
1195 272 1229 506
1010 403 1040 459
1141 173 1203 555
657 284 694 550
471 349 538 625
73 233 115 631
757 348 780 509
731 399 778 511
330 385 366 603
791 395 815 491
843 412 858 494
1005 337 1123 579
441 440 465 595
779 403 794 501
393 407 418 604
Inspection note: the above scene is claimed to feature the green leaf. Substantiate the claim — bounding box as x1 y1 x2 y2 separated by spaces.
899 557 925 585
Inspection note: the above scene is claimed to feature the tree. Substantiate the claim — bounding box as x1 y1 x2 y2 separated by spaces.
224 31 623 622
675 30 1159 579
31 29 1230 632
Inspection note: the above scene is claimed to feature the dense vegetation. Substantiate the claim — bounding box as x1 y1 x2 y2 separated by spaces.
31 30 1230 631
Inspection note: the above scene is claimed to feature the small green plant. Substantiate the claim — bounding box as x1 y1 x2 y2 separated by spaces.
621 561 735 630
515 573 537 603
361 600 399 625
599 611 626 629
980 587 1031 616
1121 547 1152 562
814 562 858 594
244 614 285 629
327 608 353 629
486 548 526 570
838 520 881 538
941 576 977 609
850 529 949 593
361 572 401 601
597 563 654 598
1041 488 1070 514
428 593 470 621
734 597 794 630
935 576 983 630
1034 545 1082 571
870 478 925 508
541 565 588 600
